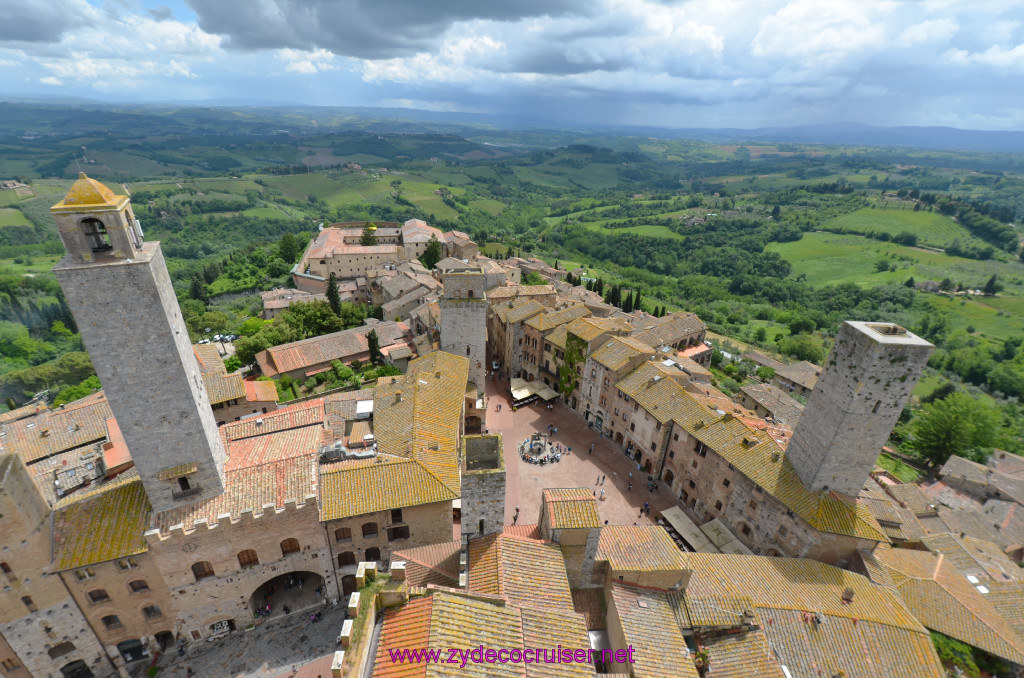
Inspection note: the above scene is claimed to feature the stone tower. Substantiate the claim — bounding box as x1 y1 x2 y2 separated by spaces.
459 434 505 549
51 174 226 513
786 321 933 497
440 267 487 395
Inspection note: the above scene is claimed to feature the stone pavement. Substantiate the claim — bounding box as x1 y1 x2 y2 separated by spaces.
484 375 681 529
153 604 346 678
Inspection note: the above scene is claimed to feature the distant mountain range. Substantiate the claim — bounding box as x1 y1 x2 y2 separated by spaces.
1 96 1023 154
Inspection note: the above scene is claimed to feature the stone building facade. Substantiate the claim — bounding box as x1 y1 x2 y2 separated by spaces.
786 322 933 497
459 435 506 549
439 268 487 395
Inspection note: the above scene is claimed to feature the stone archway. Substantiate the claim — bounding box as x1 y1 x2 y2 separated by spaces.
341 574 357 596
59 660 94 678
249 570 326 621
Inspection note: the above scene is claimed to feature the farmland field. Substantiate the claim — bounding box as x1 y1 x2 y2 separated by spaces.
0 208 31 227
823 207 980 249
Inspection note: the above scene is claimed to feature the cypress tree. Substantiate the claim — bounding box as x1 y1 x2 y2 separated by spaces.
327 273 342 316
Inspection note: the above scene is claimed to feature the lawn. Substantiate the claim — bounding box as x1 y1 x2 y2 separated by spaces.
824 207 977 249
0 254 63 276
468 199 505 215
241 206 291 218
876 452 922 483
0 208 31 227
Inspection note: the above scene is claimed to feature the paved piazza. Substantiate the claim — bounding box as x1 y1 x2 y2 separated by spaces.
484 374 680 529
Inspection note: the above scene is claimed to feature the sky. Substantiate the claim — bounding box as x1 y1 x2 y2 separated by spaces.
1 0 1024 130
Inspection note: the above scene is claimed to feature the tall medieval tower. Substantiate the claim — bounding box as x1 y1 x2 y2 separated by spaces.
786 321 933 497
51 174 226 513
440 267 487 395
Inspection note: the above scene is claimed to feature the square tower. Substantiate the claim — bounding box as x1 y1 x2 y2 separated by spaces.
440 267 487 394
51 174 226 513
459 434 505 549
786 321 933 496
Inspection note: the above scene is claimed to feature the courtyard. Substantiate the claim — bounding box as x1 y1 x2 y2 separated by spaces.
484 374 681 529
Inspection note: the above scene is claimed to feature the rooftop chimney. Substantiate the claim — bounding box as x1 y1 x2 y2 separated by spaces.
841 587 855 604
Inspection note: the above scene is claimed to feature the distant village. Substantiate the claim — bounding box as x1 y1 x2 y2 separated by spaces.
2 175 1024 678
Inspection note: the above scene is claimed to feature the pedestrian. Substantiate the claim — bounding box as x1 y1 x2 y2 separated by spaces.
601 474 606 485
513 513 519 525
604 519 609 525
589 443 594 454
644 502 649 513
299 577 304 590
283 604 290 614
596 475 601 485
600 489 605 500
629 472 633 481
628 482 633 491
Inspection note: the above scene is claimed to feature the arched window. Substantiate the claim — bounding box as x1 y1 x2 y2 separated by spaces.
191 561 214 581
361 522 378 538
87 589 110 604
338 551 356 567
237 550 259 569
280 538 300 557
872 400 881 413
365 547 381 562
663 469 675 487
335 527 352 542
128 580 149 593
101 615 122 629
0 562 10 574
47 641 76 659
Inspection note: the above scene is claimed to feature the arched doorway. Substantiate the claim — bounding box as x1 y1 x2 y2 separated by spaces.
643 459 653 474
116 639 148 663
663 470 675 487
249 570 326 620
341 574 357 596
154 631 174 651
60 660 94 678
614 432 623 444
633 450 642 462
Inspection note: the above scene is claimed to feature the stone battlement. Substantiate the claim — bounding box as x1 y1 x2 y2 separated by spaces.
145 495 318 543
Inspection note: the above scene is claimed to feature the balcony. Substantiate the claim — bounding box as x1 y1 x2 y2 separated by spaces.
172 486 202 501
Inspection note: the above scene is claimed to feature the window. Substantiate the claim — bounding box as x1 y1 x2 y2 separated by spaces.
714 501 723 511
741 524 752 537
191 561 214 581
391 508 403 524
87 589 110 604
633 403 639 412
656 422 662 431
237 550 259 569
365 547 381 562
388 525 411 541
47 642 75 659
604 378 610 387
872 400 881 413
2 658 21 670
650 441 657 452
748 500 758 511
722 479 730 488
116 558 138 571
338 551 357 567
128 580 149 593
591 369 596 378
361 522 378 538
101 615 123 629
691 460 698 469
177 477 190 492
335 527 352 542
689 480 696 489
630 423 635 432
21 596 36 612
777 525 788 537
673 433 679 442
142 605 162 619
669 450 675 459
0 562 11 579
280 538 300 557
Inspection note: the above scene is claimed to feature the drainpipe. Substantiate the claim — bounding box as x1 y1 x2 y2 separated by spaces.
322 522 343 602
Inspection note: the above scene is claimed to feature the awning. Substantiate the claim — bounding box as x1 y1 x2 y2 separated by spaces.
660 506 716 553
511 377 535 401
537 386 559 401
700 518 754 555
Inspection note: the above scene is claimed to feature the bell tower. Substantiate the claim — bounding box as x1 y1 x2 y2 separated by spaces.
51 174 226 513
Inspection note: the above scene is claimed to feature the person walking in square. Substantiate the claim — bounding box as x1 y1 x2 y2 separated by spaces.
601 474 606 485
589 443 595 454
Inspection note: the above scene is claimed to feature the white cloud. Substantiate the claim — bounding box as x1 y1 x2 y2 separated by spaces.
899 18 958 46
945 44 1024 69
39 76 63 85
277 48 337 74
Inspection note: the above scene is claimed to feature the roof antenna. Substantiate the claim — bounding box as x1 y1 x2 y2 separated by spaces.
73 154 83 173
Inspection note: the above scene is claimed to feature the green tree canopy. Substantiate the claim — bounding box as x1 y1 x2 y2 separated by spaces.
420 234 442 270
367 329 383 365
360 223 377 247
912 391 999 467
277 232 300 263
327 272 342 316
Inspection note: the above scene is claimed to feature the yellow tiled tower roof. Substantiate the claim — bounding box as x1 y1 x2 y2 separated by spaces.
51 172 128 213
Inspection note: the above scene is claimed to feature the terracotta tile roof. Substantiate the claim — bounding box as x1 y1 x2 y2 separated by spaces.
202 372 247 405
372 351 468 495
243 379 279 403
225 399 324 441
503 524 540 539
617 361 709 426
932 505 1009 547
402 218 443 243
608 581 697 678
257 322 409 376
542 488 601 529
598 526 687 572
632 311 705 347
987 581 1024 640
0 401 44 424
226 424 322 472
570 588 606 630
775 360 821 389
192 343 225 373
467 534 575 613
885 482 938 517
941 455 1024 504
565 317 608 343
0 391 111 465
487 284 555 301
545 324 568 350
524 305 590 332
51 469 150 569
591 335 656 371
738 382 804 427
504 299 545 325
989 450 1024 477
392 541 460 588
741 351 787 370
374 591 592 678
318 457 457 521
864 545 1024 664
920 533 1024 583
690 415 887 542
703 630 786 678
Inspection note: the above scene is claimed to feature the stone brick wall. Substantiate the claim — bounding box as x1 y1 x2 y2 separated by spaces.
787 322 933 497
326 501 453 574
460 435 505 547
55 242 227 514
143 498 333 641
440 272 487 393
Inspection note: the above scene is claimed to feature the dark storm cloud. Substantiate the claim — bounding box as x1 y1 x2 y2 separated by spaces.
0 0 95 43
148 6 175 21
185 0 593 58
